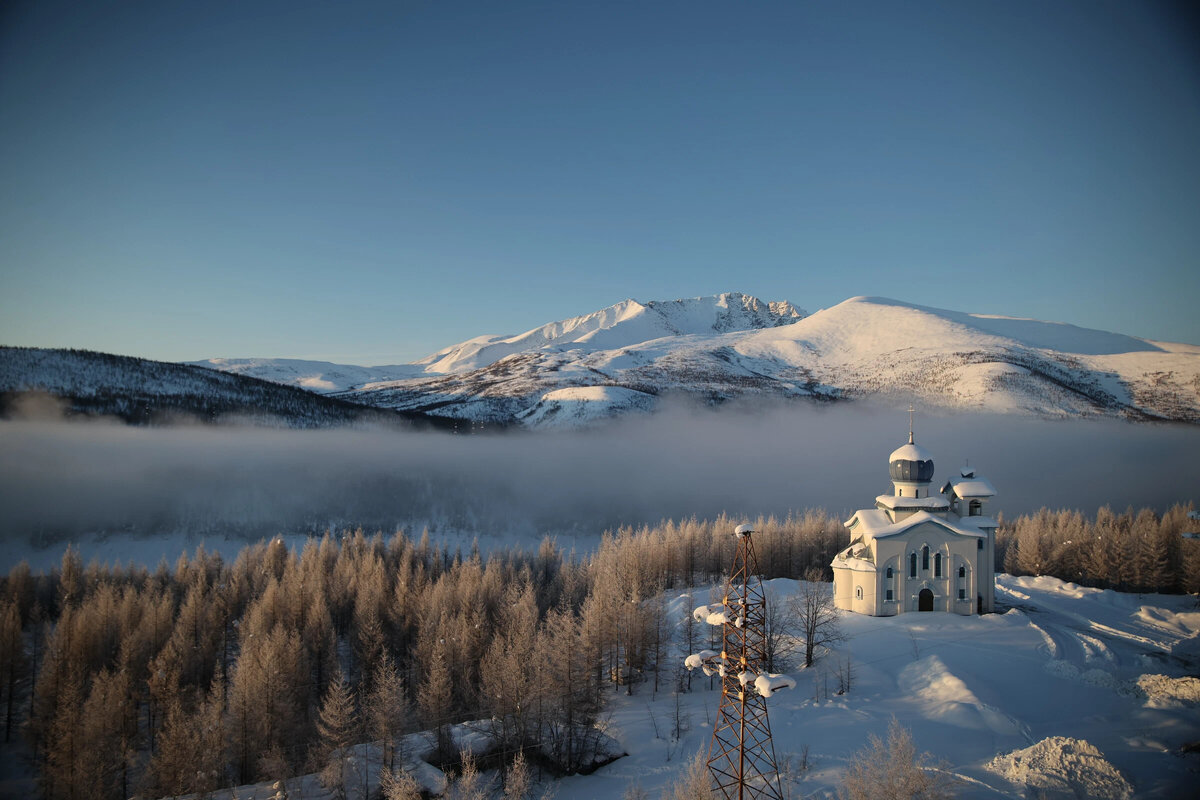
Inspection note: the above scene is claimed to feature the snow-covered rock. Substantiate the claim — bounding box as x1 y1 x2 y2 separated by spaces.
985 737 1133 800
1135 673 1200 708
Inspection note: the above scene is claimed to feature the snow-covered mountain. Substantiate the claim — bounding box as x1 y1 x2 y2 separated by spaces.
189 293 804 391
195 293 1200 428
0 347 442 429
191 357 425 393
410 293 805 374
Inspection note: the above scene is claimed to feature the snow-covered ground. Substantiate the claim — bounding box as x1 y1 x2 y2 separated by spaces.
554 575 1199 800
125 575 1200 800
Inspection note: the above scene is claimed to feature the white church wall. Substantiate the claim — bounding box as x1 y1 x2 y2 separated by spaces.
877 521 982 616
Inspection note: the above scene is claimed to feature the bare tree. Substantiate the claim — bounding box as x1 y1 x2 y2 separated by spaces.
761 588 799 673
790 568 844 668
449 750 493 800
380 766 423 800
660 749 713 800
839 719 958 800
503 750 532 800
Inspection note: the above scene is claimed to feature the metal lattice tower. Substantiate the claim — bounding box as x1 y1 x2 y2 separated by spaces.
705 526 785 800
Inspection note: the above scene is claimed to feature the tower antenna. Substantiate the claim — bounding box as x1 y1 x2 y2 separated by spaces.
686 525 793 800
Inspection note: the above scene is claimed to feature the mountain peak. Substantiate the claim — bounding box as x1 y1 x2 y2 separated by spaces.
413 293 805 374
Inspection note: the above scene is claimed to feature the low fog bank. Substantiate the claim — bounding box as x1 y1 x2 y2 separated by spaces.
2 402 1196 571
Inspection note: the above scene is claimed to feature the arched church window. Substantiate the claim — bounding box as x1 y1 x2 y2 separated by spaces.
958 565 965 578
922 546 929 571
935 553 942 577
886 566 893 579
855 586 863 599
969 500 982 516
909 553 916 577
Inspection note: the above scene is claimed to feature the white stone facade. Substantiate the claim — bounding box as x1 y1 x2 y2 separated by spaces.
831 435 997 616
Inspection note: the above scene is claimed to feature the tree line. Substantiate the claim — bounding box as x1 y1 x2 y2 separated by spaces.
0 503 1192 799
996 503 1199 594
0 511 843 800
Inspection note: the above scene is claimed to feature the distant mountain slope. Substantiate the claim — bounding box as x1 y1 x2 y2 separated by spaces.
0 347 441 428
191 292 805 393
412 292 805 374
189 357 423 393
331 295 1200 427
26 294 1198 430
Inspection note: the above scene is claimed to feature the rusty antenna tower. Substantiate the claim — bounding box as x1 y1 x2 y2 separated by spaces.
686 524 794 800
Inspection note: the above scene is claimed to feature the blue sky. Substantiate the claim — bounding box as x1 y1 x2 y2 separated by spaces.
2 0 1198 364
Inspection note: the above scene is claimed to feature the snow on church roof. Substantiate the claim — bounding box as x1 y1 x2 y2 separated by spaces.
845 508 990 539
947 475 997 498
831 550 877 572
875 494 950 511
889 441 935 463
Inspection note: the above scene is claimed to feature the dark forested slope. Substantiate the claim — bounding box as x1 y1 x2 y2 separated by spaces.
0 346 445 428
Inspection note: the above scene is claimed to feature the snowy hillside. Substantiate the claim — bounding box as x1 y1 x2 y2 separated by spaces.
191 293 804 393
564 574 1200 799
0 347 438 428
187 357 425 392
14 293 1199 430
330 295 1200 427
411 292 805 375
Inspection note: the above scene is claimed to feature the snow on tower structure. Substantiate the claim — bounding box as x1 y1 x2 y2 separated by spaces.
685 524 793 800
831 413 998 616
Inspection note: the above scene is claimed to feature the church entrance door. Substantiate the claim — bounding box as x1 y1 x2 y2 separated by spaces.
918 589 934 612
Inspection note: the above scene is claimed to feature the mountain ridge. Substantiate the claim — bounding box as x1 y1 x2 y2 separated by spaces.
326 294 1198 426
7 293 1199 429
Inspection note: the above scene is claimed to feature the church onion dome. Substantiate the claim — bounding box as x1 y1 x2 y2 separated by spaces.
889 440 935 482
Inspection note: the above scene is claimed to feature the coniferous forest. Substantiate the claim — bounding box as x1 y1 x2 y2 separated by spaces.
0 504 1194 799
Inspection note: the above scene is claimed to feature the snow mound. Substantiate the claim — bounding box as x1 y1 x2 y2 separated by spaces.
516 385 654 428
1135 674 1200 708
1135 605 1200 638
899 655 1022 735
985 737 1132 800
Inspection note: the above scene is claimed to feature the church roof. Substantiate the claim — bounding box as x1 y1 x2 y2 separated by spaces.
945 475 997 498
844 508 991 539
889 442 935 463
875 494 950 511
830 552 877 572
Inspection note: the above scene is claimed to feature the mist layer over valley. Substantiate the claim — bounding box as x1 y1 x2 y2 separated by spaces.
2 402 1196 571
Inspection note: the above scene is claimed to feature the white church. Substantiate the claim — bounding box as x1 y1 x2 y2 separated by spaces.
831 424 998 616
